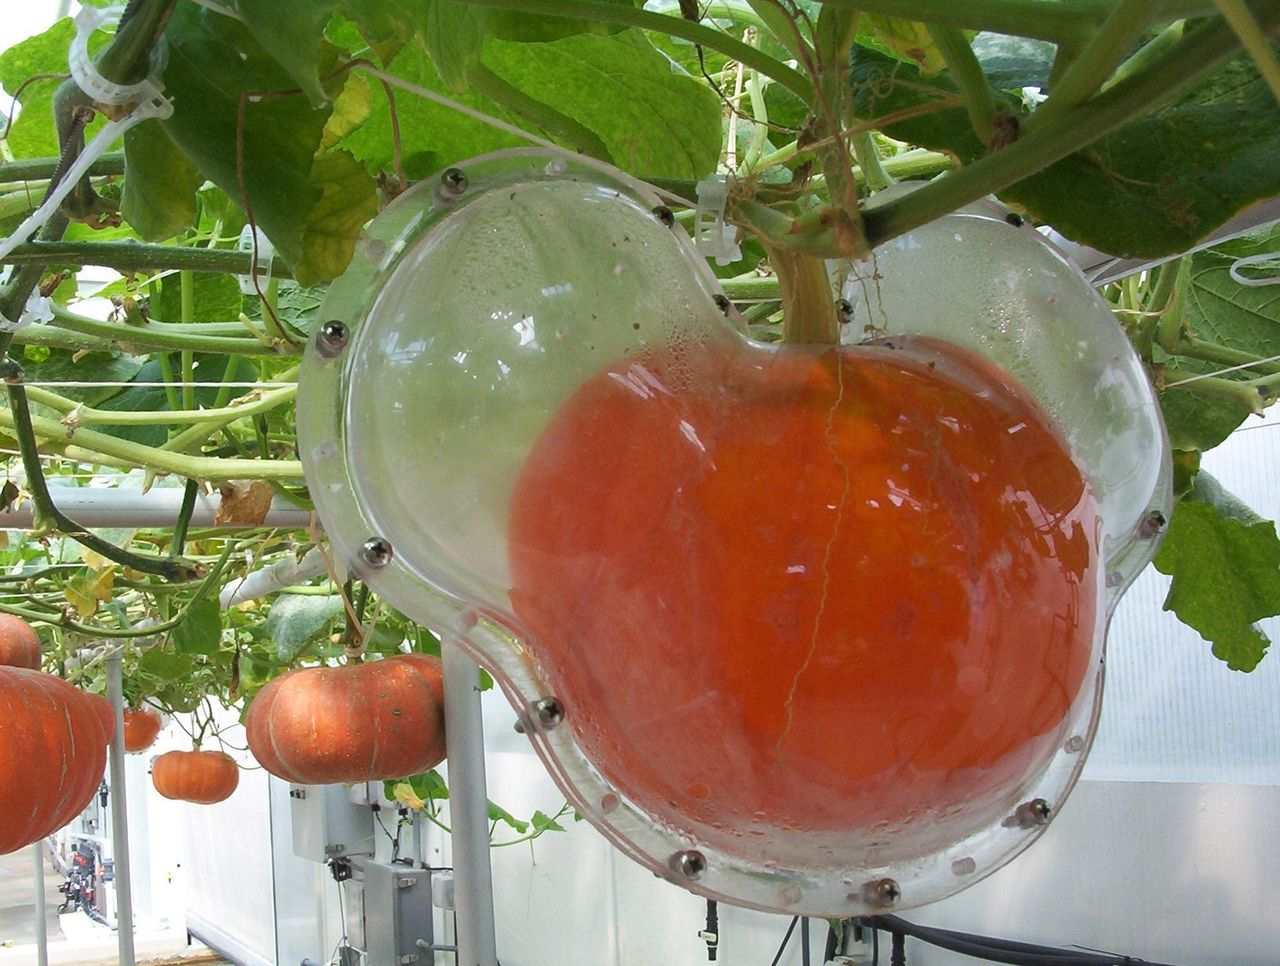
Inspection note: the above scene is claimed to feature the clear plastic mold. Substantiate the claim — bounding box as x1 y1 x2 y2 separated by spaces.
298 152 1171 917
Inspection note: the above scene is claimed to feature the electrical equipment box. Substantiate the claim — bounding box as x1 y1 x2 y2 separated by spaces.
289 784 375 862
363 861 434 964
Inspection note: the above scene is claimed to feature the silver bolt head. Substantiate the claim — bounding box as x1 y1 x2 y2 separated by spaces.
652 205 675 227
359 537 394 568
670 849 707 880
861 877 901 908
440 167 468 195
534 696 564 729
316 320 349 358
1010 797 1053 828
1138 509 1168 539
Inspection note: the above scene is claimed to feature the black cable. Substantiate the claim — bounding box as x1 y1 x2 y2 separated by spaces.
867 915 1185 966
801 917 811 966
769 916 799 966
890 929 906 966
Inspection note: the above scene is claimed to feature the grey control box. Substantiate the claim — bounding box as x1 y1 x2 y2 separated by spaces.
363 860 435 964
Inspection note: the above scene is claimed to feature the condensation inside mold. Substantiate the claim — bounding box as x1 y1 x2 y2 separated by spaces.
343 177 731 608
300 153 1169 917
842 211 1169 581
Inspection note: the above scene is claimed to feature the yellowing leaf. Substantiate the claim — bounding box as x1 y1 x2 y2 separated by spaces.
215 480 275 526
860 17 949 74
64 567 115 618
392 782 426 811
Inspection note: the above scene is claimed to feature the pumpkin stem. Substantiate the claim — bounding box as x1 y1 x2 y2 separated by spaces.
764 243 841 346
342 581 370 664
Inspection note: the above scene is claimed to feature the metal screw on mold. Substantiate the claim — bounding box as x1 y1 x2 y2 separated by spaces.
652 205 675 228
1138 509 1167 539
315 320 349 359
534 696 564 728
1005 212 1025 227
670 850 707 880
713 293 731 314
440 167 468 196
359 537 394 569
836 299 854 324
1006 797 1052 829
1105 570 1124 589
860 877 900 908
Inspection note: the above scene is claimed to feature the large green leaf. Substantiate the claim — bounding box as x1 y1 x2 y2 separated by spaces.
851 48 1280 258
150 271 244 324
173 597 224 655
94 355 248 446
1153 473 1280 671
344 30 720 180
1159 227 1280 452
233 0 337 108
158 5 378 284
264 593 344 662
20 350 145 405
121 120 203 241
0 19 75 159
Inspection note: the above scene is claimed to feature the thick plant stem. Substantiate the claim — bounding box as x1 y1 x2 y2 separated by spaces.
1029 0 1160 130
862 4 1280 249
49 305 290 355
1 240 295 279
0 154 125 184
5 381 200 580
765 245 839 345
1214 0 1280 102
170 479 200 557
925 24 997 143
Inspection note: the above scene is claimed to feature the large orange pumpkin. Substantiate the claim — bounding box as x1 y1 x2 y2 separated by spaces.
151 749 239 804
0 614 41 670
245 654 446 784
0 668 115 855
123 707 163 753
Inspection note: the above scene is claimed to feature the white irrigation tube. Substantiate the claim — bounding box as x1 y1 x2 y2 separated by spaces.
218 547 329 608
0 485 313 531
105 653 136 966
33 842 49 966
442 639 499 966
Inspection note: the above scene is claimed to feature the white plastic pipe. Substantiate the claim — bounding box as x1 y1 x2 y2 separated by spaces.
32 842 48 966
0 486 313 531
442 638 499 966
219 547 329 608
105 654 136 966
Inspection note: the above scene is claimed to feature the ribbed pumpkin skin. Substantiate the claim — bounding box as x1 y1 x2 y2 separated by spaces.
123 707 163 753
0 668 115 855
245 654 446 784
151 750 239 804
0 615 41 669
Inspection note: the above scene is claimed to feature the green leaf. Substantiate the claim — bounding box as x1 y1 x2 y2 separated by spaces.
482 34 721 179
0 19 75 159
1159 227 1280 451
853 47 1280 258
233 0 337 108
158 5 378 284
971 32 1055 89
121 120 203 241
530 809 565 833
138 648 195 681
420 0 486 93
264 593 344 662
173 598 224 655
345 31 720 181
151 272 243 324
94 355 247 446
18 350 145 405
333 0 417 65
487 799 529 833
1153 475 1280 671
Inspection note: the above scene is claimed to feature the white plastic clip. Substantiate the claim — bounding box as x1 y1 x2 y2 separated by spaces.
1229 251 1280 287
0 291 54 334
236 225 276 294
0 6 174 265
69 5 169 113
695 175 742 267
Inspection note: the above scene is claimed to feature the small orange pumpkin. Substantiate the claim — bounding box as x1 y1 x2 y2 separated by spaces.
123 707 163 753
0 668 115 855
151 749 239 804
245 654 446 784
0 614 41 670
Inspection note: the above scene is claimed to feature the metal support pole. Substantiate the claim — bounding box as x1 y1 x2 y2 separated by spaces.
442 638 499 966
32 842 49 966
105 654 136 966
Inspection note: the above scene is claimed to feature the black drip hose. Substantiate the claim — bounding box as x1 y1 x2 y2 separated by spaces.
865 915 1185 966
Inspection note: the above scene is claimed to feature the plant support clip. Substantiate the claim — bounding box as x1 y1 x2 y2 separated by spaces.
695 175 742 267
